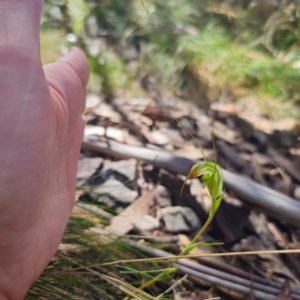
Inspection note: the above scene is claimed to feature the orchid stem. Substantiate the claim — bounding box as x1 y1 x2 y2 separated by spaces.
137 216 213 291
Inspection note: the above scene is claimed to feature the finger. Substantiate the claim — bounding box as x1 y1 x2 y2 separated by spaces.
0 0 43 62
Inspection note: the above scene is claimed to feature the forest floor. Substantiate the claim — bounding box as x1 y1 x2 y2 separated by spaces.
28 88 300 299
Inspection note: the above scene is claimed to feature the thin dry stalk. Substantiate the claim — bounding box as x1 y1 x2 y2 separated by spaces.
154 275 188 299
59 248 300 271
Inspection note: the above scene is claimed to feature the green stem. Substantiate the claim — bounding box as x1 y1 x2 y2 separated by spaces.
168 216 213 267
190 216 213 246
137 216 213 291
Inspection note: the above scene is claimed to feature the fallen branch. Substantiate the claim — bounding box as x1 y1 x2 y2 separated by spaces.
82 136 300 227
123 239 300 300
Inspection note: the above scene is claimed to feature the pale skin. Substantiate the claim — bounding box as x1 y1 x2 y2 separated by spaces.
0 1 89 299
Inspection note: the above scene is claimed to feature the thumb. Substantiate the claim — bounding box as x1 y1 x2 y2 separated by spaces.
44 47 89 119
56 47 90 89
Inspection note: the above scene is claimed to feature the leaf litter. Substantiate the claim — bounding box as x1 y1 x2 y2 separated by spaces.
29 92 300 299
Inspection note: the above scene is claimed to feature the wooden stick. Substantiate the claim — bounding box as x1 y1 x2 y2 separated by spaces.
82 136 300 227
123 239 300 300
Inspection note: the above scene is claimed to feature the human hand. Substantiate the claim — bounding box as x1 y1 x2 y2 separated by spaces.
0 1 89 299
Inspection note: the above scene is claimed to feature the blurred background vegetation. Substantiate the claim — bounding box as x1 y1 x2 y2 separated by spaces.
41 0 300 120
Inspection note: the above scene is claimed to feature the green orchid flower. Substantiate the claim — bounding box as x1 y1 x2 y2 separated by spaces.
175 119 224 244
181 161 224 218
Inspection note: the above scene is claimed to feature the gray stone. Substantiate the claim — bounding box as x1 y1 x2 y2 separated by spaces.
151 130 171 145
155 185 172 208
85 93 101 108
100 159 137 182
77 157 103 186
134 215 160 232
157 206 201 233
94 195 116 208
94 179 138 204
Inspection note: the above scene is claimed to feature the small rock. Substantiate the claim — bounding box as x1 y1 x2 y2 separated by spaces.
155 185 172 208
134 215 160 232
151 130 171 145
94 195 116 208
93 102 122 123
85 93 101 108
77 157 103 186
157 206 201 233
100 159 137 182
94 179 138 204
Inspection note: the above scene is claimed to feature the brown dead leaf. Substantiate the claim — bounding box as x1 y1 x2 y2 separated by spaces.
216 140 248 171
267 222 300 277
105 190 155 235
213 121 242 144
267 147 300 183
142 105 175 122
232 236 298 283
93 102 122 123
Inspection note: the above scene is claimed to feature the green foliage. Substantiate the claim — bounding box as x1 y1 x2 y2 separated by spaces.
68 0 89 34
41 0 300 118
68 216 95 230
180 26 300 117
88 48 130 97
40 28 64 64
